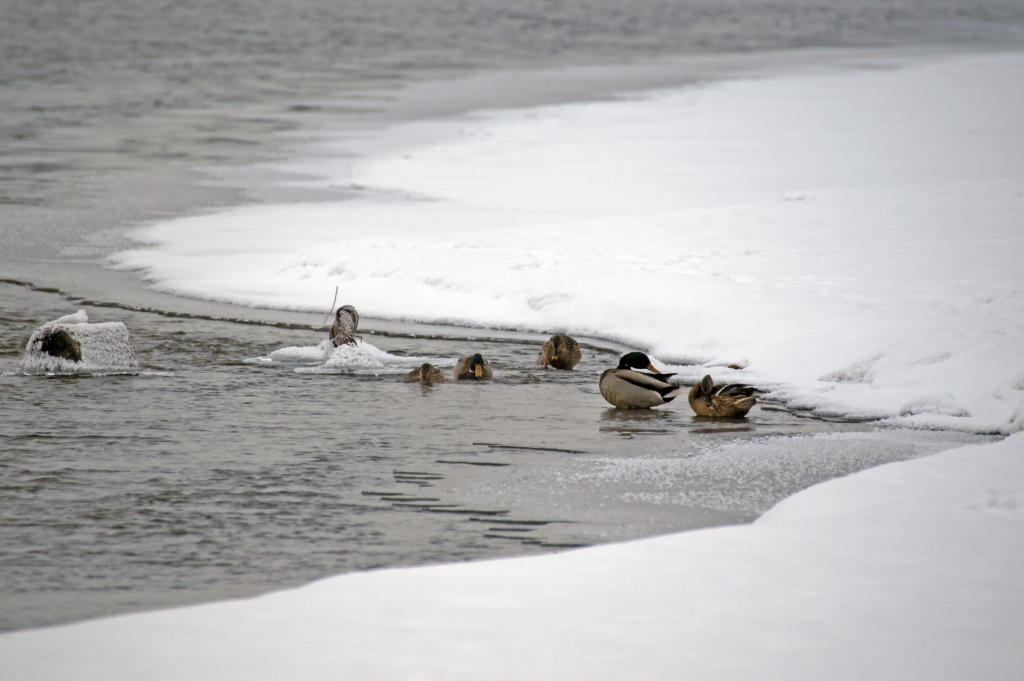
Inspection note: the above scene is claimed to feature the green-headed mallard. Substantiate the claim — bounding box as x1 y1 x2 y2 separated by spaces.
330 305 360 347
404 363 446 384
688 375 757 417
537 333 582 370
599 352 682 409
455 353 493 380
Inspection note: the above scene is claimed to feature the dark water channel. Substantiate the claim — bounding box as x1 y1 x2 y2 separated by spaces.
0 281 993 631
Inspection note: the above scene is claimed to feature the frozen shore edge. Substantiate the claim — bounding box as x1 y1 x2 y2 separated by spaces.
3 432 1021 680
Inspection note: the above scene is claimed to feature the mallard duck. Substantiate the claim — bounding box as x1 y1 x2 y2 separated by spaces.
404 363 446 384
688 375 758 417
330 305 360 347
599 352 682 409
537 333 582 370
455 353 493 380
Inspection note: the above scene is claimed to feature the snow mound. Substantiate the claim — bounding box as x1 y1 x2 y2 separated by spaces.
255 339 440 374
19 310 139 375
819 355 881 384
899 392 971 418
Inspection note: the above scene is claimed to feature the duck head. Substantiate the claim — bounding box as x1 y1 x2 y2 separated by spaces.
618 352 661 373
419 363 435 383
699 375 714 406
550 334 568 360
471 353 486 378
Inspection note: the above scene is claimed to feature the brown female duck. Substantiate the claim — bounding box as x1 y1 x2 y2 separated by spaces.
404 363 446 384
537 333 582 370
687 375 758 417
329 305 360 347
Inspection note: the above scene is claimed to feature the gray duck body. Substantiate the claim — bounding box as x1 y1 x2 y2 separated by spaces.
599 352 682 409
455 353 493 380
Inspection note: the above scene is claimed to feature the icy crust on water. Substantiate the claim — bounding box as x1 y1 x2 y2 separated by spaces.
577 430 984 516
18 311 139 375
251 339 444 374
112 51 1024 432
4 432 1022 680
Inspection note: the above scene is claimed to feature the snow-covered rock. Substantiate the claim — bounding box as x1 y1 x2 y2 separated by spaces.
20 311 139 374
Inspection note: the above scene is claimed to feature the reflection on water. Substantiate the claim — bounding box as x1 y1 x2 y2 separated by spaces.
0 283 995 631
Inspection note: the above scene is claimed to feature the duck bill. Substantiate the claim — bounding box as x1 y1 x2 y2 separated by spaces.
474 365 482 378
646 363 660 374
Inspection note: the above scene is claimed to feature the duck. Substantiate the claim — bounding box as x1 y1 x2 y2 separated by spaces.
599 352 683 409
537 333 582 370
330 305 360 347
455 353 493 380
404 363 446 384
687 375 758 417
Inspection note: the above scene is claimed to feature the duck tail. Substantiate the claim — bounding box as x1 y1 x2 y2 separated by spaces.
658 385 684 402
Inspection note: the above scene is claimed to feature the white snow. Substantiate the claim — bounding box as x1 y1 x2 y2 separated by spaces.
2 432 1022 680
19 310 139 374
251 339 446 373
110 51 1024 432
22 49 1013 676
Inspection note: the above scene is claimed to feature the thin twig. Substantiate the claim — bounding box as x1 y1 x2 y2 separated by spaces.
321 286 339 328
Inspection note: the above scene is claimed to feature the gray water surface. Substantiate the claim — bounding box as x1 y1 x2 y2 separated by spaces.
0 283 993 631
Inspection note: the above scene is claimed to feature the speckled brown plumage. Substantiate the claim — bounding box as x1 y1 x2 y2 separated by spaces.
404 363 446 384
329 305 359 346
687 375 758 417
538 333 582 370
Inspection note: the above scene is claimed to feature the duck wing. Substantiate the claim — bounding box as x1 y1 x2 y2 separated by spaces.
454 355 471 379
601 369 683 408
615 370 680 397
713 383 758 398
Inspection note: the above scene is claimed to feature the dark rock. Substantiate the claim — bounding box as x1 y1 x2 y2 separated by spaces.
39 328 82 362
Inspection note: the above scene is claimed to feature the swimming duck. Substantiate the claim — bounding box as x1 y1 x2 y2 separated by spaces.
537 333 582 370
404 363 446 384
599 352 682 409
330 305 360 347
687 375 758 417
455 353 493 380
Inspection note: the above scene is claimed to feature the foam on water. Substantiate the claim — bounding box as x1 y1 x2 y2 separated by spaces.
252 338 446 374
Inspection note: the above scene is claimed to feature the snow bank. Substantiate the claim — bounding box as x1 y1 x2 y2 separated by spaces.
111 51 1024 430
3 431 1021 680
19 310 139 374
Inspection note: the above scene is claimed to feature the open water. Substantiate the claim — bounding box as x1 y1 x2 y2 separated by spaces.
0 282 993 630
1 0 1020 632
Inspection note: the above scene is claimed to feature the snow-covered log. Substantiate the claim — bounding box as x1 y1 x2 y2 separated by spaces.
21 310 139 374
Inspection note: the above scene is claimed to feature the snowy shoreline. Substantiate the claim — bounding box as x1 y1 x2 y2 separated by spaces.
111 49 1024 433
3 432 1021 680
3 47 1023 677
